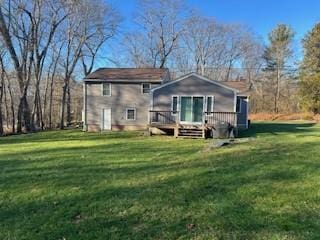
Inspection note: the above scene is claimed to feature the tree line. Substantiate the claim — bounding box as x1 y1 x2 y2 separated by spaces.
0 0 319 135
0 0 120 135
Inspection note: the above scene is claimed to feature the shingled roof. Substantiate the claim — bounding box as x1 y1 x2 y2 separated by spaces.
84 68 169 83
221 81 251 96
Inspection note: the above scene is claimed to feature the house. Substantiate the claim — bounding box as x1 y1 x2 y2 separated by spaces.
83 68 250 137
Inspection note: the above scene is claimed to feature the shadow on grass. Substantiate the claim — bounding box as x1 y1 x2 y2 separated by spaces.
0 129 143 145
239 122 317 138
1 128 320 239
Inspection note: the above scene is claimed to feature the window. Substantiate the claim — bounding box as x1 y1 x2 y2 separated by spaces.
171 96 178 114
126 108 136 120
102 83 111 96
236 97 242 112
142 83 151 94
206 96 214 114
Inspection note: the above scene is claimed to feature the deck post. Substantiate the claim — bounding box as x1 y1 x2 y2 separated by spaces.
202 112 206 139
174 125 179 138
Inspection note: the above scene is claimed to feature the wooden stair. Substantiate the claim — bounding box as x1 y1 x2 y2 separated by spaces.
177 126 205 138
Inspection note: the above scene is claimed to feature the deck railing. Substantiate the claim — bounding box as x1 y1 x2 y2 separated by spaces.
149 111 238 126
149 110 178 125
204 112 237 126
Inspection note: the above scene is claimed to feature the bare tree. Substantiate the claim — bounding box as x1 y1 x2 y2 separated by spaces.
22 0 68 129
4 71 15 133
59 0 120 129
0 48 6 135
81 3 121 76
123 32 149 67
0 2 34 132
181 14 228 76
240 34 264 89
124 0 188 68
48 45 62 128
42 43 62 128
171 13 264 83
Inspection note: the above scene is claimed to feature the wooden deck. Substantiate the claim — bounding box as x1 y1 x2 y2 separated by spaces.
148 110 238 138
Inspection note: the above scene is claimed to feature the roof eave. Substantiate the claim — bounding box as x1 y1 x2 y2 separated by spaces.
84 78 164 83
151 72 240 93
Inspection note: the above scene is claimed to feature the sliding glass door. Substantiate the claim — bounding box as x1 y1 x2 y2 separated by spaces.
180 96 204 123
180 97 192 122
193 97 204 122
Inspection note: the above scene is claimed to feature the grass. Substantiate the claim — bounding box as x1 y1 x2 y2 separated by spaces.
0 122 320 240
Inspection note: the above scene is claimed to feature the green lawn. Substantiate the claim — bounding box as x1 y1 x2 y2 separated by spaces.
0 122 320 240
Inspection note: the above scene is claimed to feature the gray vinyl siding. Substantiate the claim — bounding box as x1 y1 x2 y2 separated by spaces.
237 96 248 128
152 75 236 112
85 82 160 130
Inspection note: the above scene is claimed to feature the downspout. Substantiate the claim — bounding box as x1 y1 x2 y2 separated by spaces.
83 82 87 131
234 91 237 127
246 96 250 129
148 88 154 125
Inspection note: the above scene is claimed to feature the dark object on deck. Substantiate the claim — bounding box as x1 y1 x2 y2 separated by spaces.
212 122 234 138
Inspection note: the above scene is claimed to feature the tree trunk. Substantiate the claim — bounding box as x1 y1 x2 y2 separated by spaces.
17 93 32 133
17 99 23 133
48 47 61 129
0 98 3 136
8 81 15 133
31 88 38 128
48 75 55 129
43 85 48 128
0 8 32 133
60 82 68 129
0 71 4 136
4 83 10 130
67 84 71 126
0 57 4 135
37 90 43 129
225 60 233 81
274 66 280 114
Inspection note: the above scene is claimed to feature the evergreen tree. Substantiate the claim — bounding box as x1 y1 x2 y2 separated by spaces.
263 24 294 113
300 23 320 114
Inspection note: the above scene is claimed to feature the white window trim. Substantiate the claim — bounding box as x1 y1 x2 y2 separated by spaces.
171 95 178 115
141 83 151 94
101 83 111 96
179 95 205 125
126 108 136 121
206 96 214 115
234 92 237 112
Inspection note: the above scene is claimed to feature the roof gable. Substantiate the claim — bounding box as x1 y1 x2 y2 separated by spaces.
151 73 240 93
